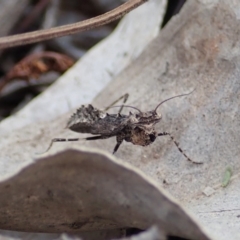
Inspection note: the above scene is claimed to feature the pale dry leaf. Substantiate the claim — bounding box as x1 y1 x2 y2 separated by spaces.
79 1 240 239
23 0 240 239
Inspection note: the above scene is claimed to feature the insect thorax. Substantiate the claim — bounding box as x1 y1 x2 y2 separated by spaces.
122 126 157 146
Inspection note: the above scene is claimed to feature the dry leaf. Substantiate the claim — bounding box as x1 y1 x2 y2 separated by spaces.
0 52 75 92
0 149 211 240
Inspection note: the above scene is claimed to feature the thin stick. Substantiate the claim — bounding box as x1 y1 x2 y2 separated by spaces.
0 0 148 49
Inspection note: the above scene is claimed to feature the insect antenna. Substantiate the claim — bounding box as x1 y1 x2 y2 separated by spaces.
154 90 194 112
109 105 142 113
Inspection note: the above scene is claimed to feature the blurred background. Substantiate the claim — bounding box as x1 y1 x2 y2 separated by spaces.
0 0 185 120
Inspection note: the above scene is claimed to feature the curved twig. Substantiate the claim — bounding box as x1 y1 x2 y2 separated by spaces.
0 0 148 49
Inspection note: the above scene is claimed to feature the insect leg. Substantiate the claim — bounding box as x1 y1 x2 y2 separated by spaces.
85 135 123 154
113 140 123 154
42 138 80 153
43 135 112 153
113 134 125 154
158 132 203 164
104 93 129 114
85 135 112 141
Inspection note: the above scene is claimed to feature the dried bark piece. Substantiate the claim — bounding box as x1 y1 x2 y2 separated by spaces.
0 51 75 92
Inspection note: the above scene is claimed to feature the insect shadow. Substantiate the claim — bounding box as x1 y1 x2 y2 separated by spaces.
45 91 202 164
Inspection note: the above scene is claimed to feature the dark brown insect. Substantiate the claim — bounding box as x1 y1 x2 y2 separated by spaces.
45 92 202 164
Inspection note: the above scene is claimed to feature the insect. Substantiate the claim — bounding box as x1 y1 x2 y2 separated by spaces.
45 91 202 164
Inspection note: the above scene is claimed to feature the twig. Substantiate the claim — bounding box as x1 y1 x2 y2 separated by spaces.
0 0 148 49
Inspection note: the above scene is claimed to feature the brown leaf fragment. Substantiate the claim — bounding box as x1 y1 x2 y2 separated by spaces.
0 51 75 92
0 149 211 240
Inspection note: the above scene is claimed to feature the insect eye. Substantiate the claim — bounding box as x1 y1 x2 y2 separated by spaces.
149 134 156 142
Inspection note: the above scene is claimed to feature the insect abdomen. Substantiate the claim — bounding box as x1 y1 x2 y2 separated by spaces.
66 105 105 133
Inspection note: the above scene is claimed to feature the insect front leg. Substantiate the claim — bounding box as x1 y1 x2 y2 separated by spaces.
158 132 203 164
104 93 129 114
